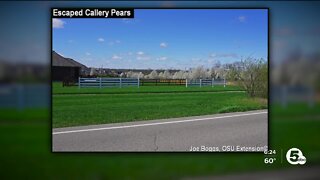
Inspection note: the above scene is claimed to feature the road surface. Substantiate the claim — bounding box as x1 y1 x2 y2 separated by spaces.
52 110 268 152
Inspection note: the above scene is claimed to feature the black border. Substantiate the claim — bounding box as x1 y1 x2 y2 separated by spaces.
51 7 269 153
52 8 135 18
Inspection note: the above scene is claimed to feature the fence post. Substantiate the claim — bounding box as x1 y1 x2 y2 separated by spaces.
78 77 80 89
212 78 214 87
120 78 122 88
224 77 226 88
99 77 102 88
185 79 188 88
200 79 202 88
138 78 140 88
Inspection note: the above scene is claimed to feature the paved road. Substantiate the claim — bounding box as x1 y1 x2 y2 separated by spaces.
52 110 268 152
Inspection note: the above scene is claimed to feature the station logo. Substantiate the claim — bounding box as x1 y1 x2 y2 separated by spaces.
286 148 306 165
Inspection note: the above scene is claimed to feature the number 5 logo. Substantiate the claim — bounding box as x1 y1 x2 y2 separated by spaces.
286 148 306 165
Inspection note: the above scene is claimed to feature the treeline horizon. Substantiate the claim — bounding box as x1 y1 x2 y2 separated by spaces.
88 58 268 81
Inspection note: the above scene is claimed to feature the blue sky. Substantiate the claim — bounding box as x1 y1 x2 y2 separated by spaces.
53 9 268 69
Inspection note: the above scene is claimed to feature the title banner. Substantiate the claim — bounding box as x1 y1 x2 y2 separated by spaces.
52 8 134 18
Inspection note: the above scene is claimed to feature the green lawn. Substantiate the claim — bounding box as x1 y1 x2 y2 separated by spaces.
53 91 267 128
52 82 264 128
0 108 49 122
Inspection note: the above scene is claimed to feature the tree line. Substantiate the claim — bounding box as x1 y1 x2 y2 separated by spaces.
93 57 268 98
124 66 227 80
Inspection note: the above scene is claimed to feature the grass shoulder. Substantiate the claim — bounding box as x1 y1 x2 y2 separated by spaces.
53 90 267 128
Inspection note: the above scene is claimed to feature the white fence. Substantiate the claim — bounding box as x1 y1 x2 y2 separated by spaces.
186 78 226 88
78 77 226 88
79 78 139 88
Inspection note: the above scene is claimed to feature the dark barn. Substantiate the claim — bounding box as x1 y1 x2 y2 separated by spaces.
52 51 87 83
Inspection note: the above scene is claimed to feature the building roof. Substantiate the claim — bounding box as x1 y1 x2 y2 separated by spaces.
52 51 87 68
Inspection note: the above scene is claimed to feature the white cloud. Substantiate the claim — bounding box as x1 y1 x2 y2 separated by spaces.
85 52 91 56
157 56 168 61
98 38 105 42
52 18 65 28
160 42 168 48
238 16 246 23
112 55 122 60
136 51 150 60
137 51 144 55
115 40 121 44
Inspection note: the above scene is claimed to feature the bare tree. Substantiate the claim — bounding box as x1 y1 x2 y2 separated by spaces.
228 57 268 98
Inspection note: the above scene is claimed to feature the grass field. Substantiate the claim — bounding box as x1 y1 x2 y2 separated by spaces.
1 103 320 179
52 82 266 128
0 108 49 121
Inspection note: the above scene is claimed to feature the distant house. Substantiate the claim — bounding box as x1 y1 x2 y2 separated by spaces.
52 51 88 82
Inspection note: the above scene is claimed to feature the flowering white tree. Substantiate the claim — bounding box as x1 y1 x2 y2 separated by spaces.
190 66 207 79
148 70 158 79
126 71 143 78
158 72 164 79
90 68 97 76
126 71 133 78
215 68 227 80
138 72 144 79
184 71 191 79
173 71 185 79
163 70 171 79
207 67 217 79
124 66 234 80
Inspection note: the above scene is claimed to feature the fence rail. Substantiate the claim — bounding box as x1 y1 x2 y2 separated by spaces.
79 78 139 88
140 79 186 86
78 78 226 88
186 79 226 87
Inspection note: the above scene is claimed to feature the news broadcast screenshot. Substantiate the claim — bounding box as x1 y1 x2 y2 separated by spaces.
0 1 319 179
